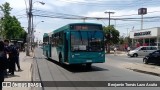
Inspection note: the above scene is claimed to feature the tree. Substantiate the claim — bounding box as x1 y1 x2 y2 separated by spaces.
119 36 124 45
0 2 26 40
103 25 120 53
0 2 12 38
0 2 12 16
124 36 132 46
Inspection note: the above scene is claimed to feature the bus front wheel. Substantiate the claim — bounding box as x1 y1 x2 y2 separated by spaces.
86 63 92 69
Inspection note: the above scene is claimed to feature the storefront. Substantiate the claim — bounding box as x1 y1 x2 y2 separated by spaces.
130 27 160 49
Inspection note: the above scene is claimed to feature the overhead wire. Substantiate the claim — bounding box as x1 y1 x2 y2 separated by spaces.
57 0 159 7
31 0 160 30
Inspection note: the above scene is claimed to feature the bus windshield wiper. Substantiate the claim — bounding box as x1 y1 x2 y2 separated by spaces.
78 30 83 44
92 30 97 38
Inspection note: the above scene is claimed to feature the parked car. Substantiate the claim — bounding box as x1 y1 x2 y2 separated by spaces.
143 50 160 64
128 46 158 57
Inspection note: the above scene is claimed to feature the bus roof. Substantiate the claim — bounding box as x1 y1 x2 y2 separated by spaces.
52 22 102 33
48 32 53 37
43 33 49 37
69 22 102 26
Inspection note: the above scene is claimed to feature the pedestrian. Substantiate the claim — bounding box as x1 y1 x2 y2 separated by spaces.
114 47 117 56
13 41 22 71
8 42 17 75
3 40 10 76
127 46 130 52
0 41 8 90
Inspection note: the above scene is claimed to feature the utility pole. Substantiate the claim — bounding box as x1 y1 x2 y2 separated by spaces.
83 18 86 23
114 19 116 29
26 0 44 56
126 28 129 46
26 0 33 56
127 28 129 37
104 11 115 53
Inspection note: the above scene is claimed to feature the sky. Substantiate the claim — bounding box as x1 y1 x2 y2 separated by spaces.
1 0 160 41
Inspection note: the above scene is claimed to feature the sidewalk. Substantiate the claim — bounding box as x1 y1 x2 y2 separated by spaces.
3 52 33 90
107 50 128 56
121 62 160 76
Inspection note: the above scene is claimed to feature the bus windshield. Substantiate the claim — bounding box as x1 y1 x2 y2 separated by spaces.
71 31 104 52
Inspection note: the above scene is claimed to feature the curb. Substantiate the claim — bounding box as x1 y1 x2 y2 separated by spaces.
122 62 160 77
127 68 160 77
31 59 43 90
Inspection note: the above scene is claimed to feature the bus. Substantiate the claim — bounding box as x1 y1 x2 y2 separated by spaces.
43 23 105 67
43 33 52 57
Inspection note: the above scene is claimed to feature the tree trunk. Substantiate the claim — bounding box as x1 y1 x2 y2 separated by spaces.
107 43 110 53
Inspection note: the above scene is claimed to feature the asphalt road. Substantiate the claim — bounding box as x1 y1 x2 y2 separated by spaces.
106 54 143 64
32 48 160 90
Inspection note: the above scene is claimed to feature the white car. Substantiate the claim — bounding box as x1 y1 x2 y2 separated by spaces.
128 46 158 57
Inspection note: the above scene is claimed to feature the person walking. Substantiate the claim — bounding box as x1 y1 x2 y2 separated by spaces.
13 41 22 71
0 41 8 90
3 40 10 77
8 42 17 75
127 46 130 52
114 47 117 56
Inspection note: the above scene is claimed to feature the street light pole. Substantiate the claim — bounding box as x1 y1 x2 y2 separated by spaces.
104 11 115 53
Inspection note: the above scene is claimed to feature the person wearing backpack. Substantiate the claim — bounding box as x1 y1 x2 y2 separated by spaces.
0 41 8 90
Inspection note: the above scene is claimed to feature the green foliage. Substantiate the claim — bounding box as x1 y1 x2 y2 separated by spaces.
0 2 12 16
119 36 124 44
118 35 132 46
0 2 26 41
103 25 120 44
124 36 132 45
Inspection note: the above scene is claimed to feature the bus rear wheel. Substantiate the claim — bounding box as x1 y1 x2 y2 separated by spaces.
86 63 92 69
59 54 62 63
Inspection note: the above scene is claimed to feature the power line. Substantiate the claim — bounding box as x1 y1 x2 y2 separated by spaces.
12 9 26 15
33 12 160 21
57 0 159 7
113 11 160 17
32 9 160 20
32 9 86 18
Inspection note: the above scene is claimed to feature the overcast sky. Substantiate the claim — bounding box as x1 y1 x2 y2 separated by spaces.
1 0 160 41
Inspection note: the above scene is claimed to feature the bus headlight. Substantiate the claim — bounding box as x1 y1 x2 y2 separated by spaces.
72 55 74 58
101 54 104 57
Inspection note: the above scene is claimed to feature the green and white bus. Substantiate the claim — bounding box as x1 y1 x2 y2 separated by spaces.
43 23 105 67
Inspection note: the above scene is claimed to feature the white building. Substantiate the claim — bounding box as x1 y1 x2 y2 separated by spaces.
130 27 160 49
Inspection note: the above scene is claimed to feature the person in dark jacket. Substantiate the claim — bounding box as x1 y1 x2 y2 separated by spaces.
8 43 17 75
0 41 7 90
3 40 10 77
13 41 22 71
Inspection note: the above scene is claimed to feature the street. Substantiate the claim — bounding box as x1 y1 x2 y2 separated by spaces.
32 48 160 90
106 54 143 64
1 1 160 90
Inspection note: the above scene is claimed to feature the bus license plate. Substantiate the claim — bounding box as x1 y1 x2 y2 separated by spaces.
86 60 92 62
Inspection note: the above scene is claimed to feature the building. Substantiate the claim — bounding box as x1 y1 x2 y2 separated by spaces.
130 27 160 49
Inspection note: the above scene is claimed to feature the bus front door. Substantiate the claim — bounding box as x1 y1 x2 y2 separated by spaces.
64 33 68 62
